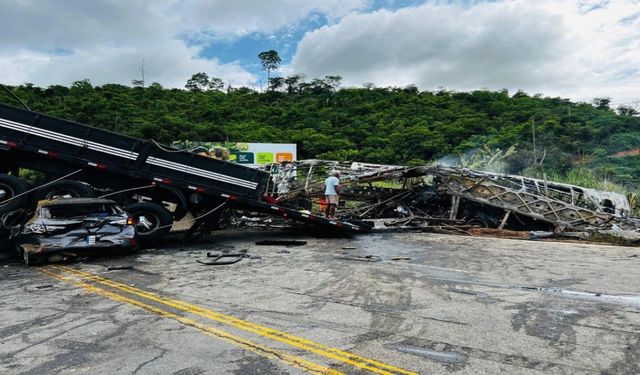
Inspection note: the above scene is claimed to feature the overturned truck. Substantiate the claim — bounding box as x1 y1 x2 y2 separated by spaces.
267 160 640 239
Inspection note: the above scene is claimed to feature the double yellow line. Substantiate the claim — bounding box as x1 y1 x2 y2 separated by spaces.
41 266 417 375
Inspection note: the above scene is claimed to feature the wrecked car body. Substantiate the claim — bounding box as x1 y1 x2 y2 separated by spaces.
11 198 137 265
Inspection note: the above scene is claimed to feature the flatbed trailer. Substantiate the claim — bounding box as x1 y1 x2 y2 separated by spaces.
0 103 368 244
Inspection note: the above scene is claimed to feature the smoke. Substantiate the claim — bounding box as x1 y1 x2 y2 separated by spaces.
432 146 517 174
433 154 460 168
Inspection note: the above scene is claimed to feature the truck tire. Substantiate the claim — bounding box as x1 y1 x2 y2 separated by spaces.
35 180 95 201
0 174 29 214
0 229 15 261
466 212 501 228
125 202 173 247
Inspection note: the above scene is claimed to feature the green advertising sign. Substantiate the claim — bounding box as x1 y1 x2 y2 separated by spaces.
256 152 274 164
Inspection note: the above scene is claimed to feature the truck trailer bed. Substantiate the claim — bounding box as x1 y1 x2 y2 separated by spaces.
0 103 369 234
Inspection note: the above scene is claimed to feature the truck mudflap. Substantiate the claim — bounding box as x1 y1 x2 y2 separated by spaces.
217 193 372 233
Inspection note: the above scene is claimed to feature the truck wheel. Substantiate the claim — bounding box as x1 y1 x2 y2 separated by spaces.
466 212 500 228
125 202 173 246
35 180 95 201
0 229 15 261
0 174 29 214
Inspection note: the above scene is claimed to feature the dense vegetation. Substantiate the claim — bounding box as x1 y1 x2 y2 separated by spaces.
1 77 639 195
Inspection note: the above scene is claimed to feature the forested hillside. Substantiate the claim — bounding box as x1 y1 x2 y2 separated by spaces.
1 79 639 189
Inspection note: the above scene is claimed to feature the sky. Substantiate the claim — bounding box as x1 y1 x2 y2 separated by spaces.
0 0 638 106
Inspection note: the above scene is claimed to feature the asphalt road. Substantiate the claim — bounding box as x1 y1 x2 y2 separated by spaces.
1 230 639 374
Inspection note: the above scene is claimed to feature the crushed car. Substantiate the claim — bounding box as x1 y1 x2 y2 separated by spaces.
10 198 137 265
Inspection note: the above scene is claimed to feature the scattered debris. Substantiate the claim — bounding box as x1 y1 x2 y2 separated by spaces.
467 228 529 238
335 254 382 262
391 256 411 261
106 265 134 271
255 240 307 246
529 231 590 240
197 251 251 265
529 231 555 239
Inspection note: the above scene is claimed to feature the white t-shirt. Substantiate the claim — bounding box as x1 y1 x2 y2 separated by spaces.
325 176 340 195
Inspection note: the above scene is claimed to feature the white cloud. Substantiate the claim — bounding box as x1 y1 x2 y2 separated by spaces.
2 0 638 104
0 0 368 88
292 0 640 104
0 45 254 89
179 0 370 41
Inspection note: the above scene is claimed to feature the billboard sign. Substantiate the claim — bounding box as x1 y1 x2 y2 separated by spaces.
173 141 296 166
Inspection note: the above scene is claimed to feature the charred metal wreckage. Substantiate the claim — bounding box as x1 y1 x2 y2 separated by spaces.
264 160 640 240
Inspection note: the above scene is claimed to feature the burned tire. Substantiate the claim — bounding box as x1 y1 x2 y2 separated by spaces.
466 212 501 228
0 174 29 214
35 180 95 201
125 202 173 247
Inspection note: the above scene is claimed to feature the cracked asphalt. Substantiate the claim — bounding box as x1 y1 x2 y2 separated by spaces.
1 229 640 374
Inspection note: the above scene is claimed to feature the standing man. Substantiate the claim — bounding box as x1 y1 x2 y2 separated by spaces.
325 171 341 218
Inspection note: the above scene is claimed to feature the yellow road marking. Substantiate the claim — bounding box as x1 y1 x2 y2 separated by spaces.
56 265 417 375
40 268 342 375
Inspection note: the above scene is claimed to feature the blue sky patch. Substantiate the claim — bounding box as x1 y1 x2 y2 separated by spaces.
198 12 329 76
195 1 432 77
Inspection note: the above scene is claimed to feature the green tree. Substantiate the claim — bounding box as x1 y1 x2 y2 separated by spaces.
257 50 281 90
284 74 303 94
324 75 342 91
592 97 611 110
208 77 224 91
268 77 285 91
185 72 210 91
618 105 639 117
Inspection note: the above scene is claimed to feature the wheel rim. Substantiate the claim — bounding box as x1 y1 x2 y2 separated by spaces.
0 183 15 207
135 213 160 235
467 218 489 228
46 189 82 199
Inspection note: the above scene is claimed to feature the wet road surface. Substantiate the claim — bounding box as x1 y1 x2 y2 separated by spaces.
1 230 639 374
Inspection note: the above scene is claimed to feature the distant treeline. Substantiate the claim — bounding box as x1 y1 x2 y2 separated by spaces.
1 77 639 188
